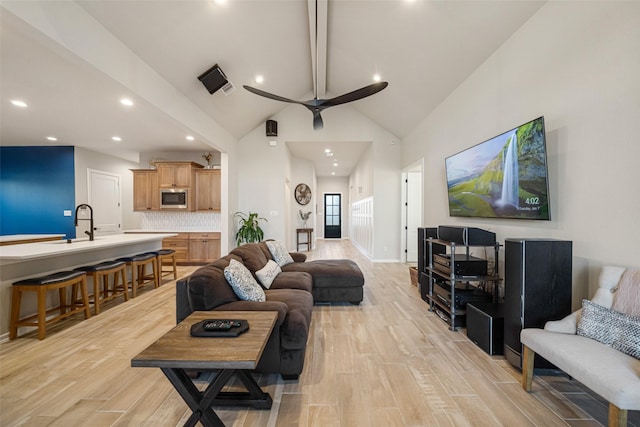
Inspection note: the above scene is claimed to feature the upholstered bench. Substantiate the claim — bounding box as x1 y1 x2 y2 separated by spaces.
521 266 640 427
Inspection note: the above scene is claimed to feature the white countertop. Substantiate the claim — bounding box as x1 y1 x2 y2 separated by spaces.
0 233 177 261
0 234 65 243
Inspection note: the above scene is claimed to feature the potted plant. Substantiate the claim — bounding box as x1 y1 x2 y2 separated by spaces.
234 212 267 246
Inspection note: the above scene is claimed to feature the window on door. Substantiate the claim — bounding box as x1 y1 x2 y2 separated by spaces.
324 193 341 239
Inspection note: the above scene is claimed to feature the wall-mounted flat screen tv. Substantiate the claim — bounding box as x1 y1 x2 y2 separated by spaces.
445 116 550 220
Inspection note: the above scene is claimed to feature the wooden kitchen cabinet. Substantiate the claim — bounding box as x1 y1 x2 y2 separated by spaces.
157 162 202 188
189 232 221 263
195 170 221 211
162 233 190 263
132 170 159 211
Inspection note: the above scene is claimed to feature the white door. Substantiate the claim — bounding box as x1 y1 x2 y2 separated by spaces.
88 169 121 235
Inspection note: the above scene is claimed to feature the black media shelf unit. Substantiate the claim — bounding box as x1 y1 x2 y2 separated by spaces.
425 238 501 331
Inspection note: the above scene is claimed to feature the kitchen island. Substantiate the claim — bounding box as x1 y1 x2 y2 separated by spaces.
0 233 176 338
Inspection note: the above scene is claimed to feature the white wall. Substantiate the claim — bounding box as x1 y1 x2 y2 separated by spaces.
237 102 402 259
74 147 140 230
402 1 640 300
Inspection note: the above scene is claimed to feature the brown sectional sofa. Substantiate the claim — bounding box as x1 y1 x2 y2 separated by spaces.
176 241 365 380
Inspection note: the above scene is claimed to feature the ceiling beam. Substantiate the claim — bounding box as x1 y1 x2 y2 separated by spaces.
308 0 327 98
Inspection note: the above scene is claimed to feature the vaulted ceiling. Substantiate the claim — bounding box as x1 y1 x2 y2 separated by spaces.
1 0 544 175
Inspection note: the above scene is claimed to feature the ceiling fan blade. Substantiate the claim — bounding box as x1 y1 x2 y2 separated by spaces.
313 111 324 130
243 85 304 105
321 81 388 107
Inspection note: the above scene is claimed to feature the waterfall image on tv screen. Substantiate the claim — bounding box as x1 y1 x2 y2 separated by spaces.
445 116 550 220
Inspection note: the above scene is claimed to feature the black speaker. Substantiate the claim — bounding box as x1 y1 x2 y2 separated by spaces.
266 120 278 137
467 302 504 355
504 238 572 369
437 225 496 246
198 64 228 94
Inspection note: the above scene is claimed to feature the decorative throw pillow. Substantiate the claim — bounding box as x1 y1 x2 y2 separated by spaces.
611 268 640 316
265 240 294 267
577 299 640 359
223 259 265 302
255 260 281 289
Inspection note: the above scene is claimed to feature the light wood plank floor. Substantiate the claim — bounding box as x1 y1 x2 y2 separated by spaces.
1 239 638 426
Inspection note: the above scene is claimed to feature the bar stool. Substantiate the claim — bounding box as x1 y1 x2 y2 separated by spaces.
74 260 128 314
147 249 178 282
116 253 159 298
9 271 91 340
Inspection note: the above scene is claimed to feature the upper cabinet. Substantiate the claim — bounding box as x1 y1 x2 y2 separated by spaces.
132 162 220 212
157 162 202 188
132 170 159 211
195 169 221 211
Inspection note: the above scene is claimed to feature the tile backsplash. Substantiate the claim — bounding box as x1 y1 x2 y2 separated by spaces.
141 212 220 231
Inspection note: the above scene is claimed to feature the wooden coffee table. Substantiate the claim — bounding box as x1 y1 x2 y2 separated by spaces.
132 311 278 427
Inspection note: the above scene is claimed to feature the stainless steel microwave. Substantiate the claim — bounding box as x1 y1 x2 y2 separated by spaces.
160 188 188 209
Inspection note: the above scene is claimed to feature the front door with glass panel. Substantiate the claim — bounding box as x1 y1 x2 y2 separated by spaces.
324 193 341 238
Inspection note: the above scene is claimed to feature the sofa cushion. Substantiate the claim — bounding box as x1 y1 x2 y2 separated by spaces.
224 259 266 302
255 260 281 289
266 240 294 267
612 268 640 316
282 259 364 288
186 264 239 311
265 288 313 350
521 328 640 410
230 243 269 273
577 299 640 359
270 271 313 292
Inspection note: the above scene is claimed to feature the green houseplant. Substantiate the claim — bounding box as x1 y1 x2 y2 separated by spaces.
234 212 267 246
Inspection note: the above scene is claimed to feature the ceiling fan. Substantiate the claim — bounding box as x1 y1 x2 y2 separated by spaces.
243 0 388 130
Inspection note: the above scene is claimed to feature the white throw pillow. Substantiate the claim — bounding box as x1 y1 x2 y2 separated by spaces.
224 259 266 302
266 240 294 267
255 260 281 289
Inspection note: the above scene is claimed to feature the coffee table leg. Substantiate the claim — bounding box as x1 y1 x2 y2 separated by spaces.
161 368 228 427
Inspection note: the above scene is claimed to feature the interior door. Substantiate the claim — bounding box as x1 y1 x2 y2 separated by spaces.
88 169 121 235
324 193 341 239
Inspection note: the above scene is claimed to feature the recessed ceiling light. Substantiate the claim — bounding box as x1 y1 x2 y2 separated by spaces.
46 136 58 141
373 74 381 82
255 75 264 84
120 98 134 106
323 149 333 157
213 0 226 5
10 99 27 108
333 162 338 167
112 136 122 142
185 135 195 141
331 172 336 176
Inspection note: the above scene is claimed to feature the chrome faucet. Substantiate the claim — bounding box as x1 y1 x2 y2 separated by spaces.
74 204 94 241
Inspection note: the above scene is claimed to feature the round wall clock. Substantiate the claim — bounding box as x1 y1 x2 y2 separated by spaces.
295 183 312 205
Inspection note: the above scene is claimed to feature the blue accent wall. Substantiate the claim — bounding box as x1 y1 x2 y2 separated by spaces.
0 146 76 238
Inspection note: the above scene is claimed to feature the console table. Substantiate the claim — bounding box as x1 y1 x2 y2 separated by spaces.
296 228 313 251
131 310 277 427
